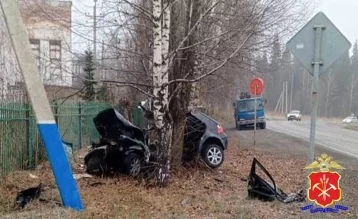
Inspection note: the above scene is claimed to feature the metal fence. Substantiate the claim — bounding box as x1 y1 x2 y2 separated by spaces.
0 101 145 176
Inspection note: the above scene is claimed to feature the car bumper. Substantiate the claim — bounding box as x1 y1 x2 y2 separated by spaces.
288 116 300 120
237 119 265 125
221 136 228 149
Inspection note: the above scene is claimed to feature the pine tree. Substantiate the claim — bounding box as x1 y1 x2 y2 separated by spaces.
81 50 96 101
271 34 282 72
97 83 109 102
267 34 282 109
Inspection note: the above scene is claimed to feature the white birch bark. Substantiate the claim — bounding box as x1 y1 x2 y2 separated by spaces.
158 0 172 186
152 0 172 186
152 0 163 129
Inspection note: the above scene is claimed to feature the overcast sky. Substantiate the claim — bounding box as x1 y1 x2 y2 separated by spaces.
316 0 358 49
72 0 358 54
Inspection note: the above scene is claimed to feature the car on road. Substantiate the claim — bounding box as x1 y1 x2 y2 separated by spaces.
342 115 358 124
287 110 302 121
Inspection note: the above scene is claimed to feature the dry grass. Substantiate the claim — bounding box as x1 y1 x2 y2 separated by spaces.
344 124 358 132
0 137 357 219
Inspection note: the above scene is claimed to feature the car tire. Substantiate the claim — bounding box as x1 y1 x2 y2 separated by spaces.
237 124 241 130
86 154 107 175
123 153 143 177
202 144 224 169
260 122 266 129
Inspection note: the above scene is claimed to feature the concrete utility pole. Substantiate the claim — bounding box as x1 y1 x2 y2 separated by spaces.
290 71 294 111
0 0 83 210
101 39 105 80
282 82 285 116
93 0 97 60
285 81 288 114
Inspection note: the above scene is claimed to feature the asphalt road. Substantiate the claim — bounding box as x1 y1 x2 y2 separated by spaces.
266 120 358 160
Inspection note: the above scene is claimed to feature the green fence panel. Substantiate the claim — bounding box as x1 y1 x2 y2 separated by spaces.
0 100 123 176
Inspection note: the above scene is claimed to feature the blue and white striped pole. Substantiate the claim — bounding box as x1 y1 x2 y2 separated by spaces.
0 0 83 210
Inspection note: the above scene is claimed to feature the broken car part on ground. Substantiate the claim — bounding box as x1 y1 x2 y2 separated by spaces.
84 107 229 177
247 158 305 203
15 183 42 209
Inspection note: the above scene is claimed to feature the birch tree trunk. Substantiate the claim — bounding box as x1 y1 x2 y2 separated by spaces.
152 0 172 187
152 0 163 128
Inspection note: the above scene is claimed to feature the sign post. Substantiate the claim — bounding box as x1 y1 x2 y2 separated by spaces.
287 12 351 163
309 25 324 162
0 0 83 210
250 78 264 152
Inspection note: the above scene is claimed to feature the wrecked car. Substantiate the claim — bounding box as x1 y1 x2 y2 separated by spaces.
247 158 305 203
85 107 229 177
183 112 228 168
84 108 153 176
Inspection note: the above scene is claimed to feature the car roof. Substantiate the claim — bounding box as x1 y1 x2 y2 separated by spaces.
192 113 219 125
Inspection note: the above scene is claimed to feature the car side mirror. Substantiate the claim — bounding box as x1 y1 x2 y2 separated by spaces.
233 102 236 107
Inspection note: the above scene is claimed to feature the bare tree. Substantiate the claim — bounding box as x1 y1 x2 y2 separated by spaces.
15 0 316 186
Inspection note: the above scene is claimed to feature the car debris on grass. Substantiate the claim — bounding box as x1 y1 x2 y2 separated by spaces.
247 158 305 204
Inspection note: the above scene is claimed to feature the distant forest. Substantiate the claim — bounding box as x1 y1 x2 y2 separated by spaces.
258 34 358 118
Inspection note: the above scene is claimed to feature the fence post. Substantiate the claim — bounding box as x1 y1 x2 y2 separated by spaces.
54 100 59 124
78 102 82 149
25 103 32 169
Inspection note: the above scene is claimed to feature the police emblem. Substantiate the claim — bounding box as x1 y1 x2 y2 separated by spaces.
304 154 344 207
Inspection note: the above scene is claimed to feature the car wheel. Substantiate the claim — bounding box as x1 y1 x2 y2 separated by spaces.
86 154 107 175
236 124 241 130
202 144 224 168
123 153 142 177
260 122 266 129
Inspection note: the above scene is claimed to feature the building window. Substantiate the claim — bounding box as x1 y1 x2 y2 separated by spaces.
29 38 40 70
49 40 62 81
49 40 61 63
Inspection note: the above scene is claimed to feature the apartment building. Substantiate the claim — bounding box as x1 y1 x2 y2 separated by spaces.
19 0 73 86
0 0 73 99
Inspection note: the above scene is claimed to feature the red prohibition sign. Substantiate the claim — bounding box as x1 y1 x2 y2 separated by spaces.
250 77 265 96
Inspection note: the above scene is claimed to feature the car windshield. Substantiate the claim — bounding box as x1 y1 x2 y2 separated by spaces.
290 111 300 114
237 99 263 112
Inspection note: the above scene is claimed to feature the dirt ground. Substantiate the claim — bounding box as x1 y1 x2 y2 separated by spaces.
1 125 358 219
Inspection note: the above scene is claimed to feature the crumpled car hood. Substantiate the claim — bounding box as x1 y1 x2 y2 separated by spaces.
93 108 145 142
